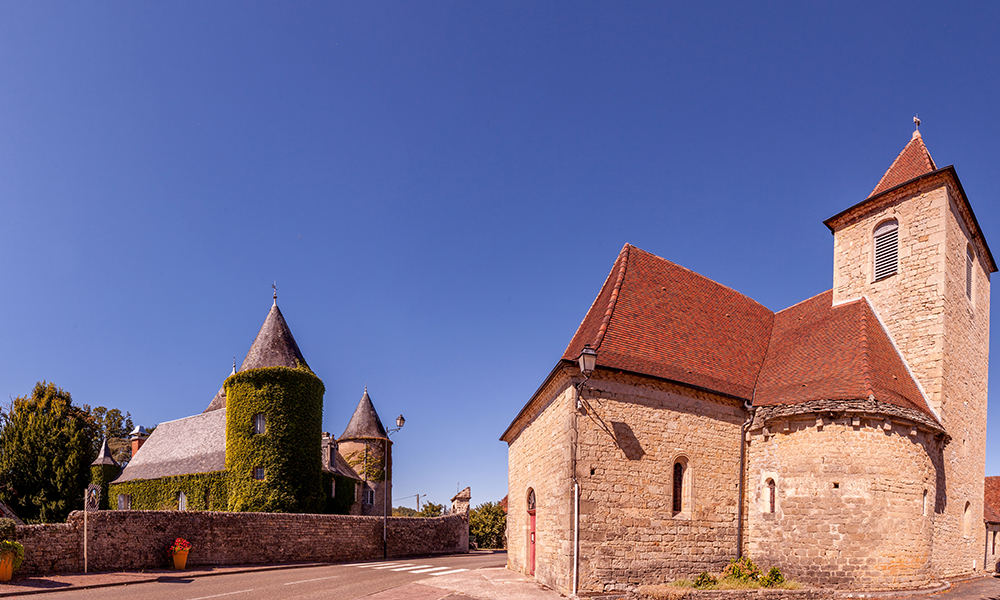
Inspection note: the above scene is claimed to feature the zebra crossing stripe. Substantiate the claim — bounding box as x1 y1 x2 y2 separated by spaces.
406 566 451 574
428 568 469 576
374 563 414 569
355 562 401 568
389 565 433 571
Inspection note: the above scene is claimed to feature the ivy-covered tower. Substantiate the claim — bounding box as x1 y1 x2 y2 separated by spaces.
90 438 120 510
338 388 392 517
222 291 326 513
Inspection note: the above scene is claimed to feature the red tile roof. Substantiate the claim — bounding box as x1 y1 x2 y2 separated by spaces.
563 244 775 401
986 477 1000 523
755 292 931 416
869 131 936 197
561 246 934 420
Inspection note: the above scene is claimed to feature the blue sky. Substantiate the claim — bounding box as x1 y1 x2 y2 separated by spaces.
3 2 1000 510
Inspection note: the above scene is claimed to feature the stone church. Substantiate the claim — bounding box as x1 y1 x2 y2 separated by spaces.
502 127 994 594
103 291 400 517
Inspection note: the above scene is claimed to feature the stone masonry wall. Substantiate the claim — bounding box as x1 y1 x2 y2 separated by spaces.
575 372 746 595
746 415 939 589
14 509 467 575
505 368 575 594
986 524 1000 573
830 176 991 579
935 184 990 577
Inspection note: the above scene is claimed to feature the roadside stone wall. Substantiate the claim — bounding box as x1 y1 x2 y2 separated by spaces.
576 372 745 594
746 415 939 589
637 585 834 600
14 509 468 575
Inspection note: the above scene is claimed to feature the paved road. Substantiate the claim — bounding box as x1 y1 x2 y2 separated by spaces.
20 553 507 600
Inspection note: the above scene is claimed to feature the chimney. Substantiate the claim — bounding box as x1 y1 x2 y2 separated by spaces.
130 425 149 456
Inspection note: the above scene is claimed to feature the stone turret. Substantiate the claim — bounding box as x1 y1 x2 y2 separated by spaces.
338 388 391 517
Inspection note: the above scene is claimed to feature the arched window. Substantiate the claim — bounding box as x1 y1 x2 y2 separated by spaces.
178 491 187 511
922 489 928 516
673 461 686 513
253 413 266 435
964 501 972 537
874 219 899 281
527 488 536 512
766 479 776 514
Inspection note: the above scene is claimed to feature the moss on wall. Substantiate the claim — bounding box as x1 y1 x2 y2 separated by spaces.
109 471 229 511
225 366 325 513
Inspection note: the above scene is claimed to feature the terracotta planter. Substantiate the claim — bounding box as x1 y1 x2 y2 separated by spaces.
172 549 189 570
0 554 13 582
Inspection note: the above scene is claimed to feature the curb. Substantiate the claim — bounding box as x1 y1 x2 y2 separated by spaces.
835 581 950 599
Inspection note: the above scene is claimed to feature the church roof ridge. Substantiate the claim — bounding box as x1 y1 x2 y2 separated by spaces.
339 387 388 440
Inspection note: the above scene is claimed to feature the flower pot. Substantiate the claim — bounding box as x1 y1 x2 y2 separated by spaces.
172 549 189 570
0 554 13 582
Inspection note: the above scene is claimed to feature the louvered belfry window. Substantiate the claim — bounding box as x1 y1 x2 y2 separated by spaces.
873 220 899 281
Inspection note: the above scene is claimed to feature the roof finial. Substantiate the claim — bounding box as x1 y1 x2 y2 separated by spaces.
272 280 277 305
914 115 920 130
231 356 237 375
912 115 922 139
364 383 368 394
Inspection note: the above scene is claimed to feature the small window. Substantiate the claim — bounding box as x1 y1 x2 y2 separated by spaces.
527 488 536 512
117 494 131 510
253 466 265 481
253 413 266 435
766 479 776 514
874 220 899 281
922 489 928 516
964 501 972 537
331 479 336 498
967 245 974 300
178 491 187 511
363 488 375 505
673 461 685 513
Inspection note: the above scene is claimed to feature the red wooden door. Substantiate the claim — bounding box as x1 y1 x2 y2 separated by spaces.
528 510 536 576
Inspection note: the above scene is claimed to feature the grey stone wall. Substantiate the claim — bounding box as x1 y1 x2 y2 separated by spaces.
14 509 468 575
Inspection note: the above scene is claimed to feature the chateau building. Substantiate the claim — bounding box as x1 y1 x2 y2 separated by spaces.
102 291 398 516
502 127 995 594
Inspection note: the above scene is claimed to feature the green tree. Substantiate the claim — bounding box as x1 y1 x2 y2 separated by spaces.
0 382 97 523
82 405 135 464
469 501 507 549
392 506 419 517
417 502 444 517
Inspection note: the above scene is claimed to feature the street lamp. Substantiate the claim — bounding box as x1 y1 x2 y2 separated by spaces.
576 344 598 409
383 414 405 559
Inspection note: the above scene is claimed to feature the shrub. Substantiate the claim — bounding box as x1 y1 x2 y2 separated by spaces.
721 556 762 582
761 566 785 587
0 519 14 540
693 572 717 588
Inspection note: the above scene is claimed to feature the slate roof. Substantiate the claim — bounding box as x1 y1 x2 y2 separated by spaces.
562 244 775 401
92 438 118 466
869 130 937 197
113 409 227 483
340 388 388 440
986 476 1000 523
755 291 931 416
205 300 309 412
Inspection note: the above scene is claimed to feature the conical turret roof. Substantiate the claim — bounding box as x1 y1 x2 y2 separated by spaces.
339 388 387 440
204 298 309 412
92 437 118 466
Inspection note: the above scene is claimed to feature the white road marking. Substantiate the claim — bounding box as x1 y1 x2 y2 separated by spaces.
284 575 341 585
355 562 401 568
389 565 432 571
407 566 452 574
428 568 469 576
374 563 414 569
186 591 255 600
